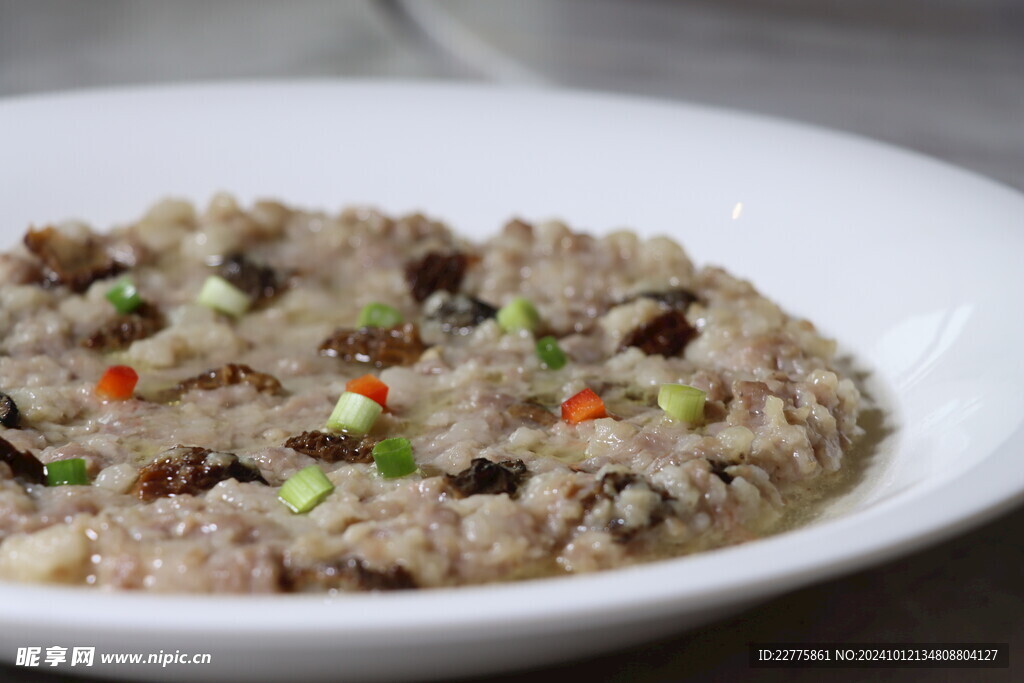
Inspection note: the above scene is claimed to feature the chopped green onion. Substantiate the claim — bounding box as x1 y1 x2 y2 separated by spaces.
658 383 706 423
535 335 567 370
372 438 417 479
196 275 252 317
105 278 142 314
497 296 540 333
357 302 403 328
278 465 335 513
45 458 88 486
326 391 383 435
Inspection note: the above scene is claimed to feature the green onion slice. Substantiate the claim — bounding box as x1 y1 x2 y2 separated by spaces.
45 458 89 486
278 465 335 513
326 391 383 435
372 437 417 479
658 384 706 423
357 302 403 328
535 335 567 370
105 278 142 314
196 275 252 317
496 296 540 333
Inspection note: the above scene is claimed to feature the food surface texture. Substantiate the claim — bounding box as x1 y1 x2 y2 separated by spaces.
0 196 862 592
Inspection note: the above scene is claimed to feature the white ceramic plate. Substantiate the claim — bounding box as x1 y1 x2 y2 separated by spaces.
0 82 1022 682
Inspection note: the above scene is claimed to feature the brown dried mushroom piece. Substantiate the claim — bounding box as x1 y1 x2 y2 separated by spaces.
583 469 674 541
0 436 44 484
213 252 282 302
132 446 267 501
283 430 374 464
424 293 497 335
620 309 696 357
81 302 165 352
405 251 471 302
595 469 644 497
23 226 124 292
158 364 284 402
507 400 558 427
446 458 529 498
319 323 428 368
282 556 417 592
708 460 735 484
0 392 21 429
635 288 700 311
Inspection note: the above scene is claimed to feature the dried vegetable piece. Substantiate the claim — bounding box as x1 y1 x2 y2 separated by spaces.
0 436 45 484
507 400 558 427
0 392 20 428
132 446 267 501
159 364 283 402
446 458 528 498
635 288 699 311
424 293 497 335
23 226 124 292
584 469 673 541
405 251 469 302
215 252 282 301
319 323 427 368
708 460 735 484
283 430 374 464
620 309 696 357
81 302 165 352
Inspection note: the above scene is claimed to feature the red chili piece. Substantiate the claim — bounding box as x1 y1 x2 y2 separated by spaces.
345 374 389 408
95 365 139 400
561 388 608 424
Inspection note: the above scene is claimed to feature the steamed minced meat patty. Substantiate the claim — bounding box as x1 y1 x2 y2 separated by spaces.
0 196 862 592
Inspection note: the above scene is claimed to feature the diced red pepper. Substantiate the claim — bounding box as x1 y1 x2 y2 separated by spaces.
561 388 607 425
345 374 389 408
95 365 139 400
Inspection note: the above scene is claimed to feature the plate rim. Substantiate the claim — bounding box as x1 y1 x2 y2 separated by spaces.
0 78 1021 648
